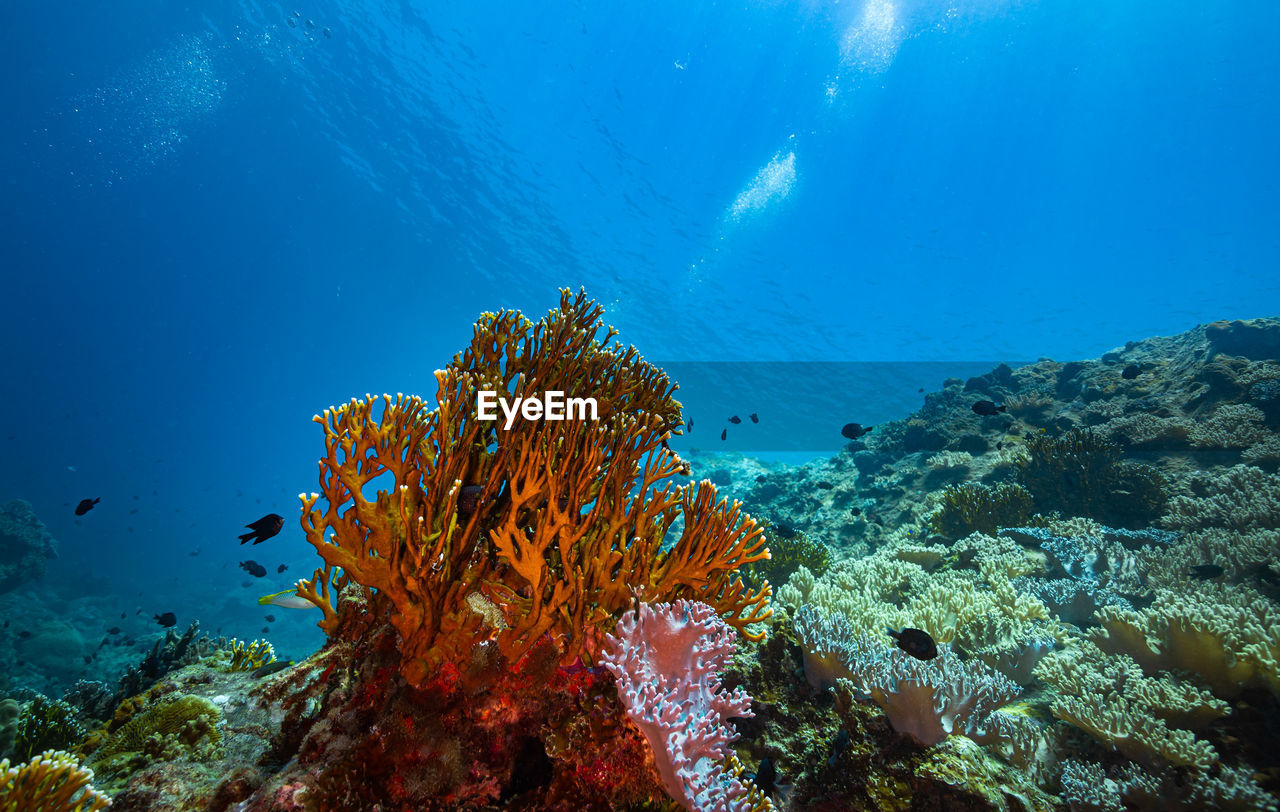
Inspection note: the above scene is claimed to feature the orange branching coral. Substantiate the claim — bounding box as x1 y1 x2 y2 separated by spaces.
297 289 771 686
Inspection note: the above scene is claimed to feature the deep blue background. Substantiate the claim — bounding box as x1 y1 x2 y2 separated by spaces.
1 0 1276 653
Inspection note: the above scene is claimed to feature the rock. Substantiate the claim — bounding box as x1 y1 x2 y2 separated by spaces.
0 499 58 593
1206 319 1280 361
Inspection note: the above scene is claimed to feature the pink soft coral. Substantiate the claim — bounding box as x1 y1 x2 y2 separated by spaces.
600 599 759 812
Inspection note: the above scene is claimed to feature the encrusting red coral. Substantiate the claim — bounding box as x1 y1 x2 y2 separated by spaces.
295 288 771 686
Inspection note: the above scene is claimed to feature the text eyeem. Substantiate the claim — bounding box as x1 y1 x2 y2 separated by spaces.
476 390 599 430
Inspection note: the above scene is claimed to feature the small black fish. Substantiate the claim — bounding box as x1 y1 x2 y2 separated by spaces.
755 475 768 484
1121 364 1140 380
849 507 862 517
827 728 850 766
996 442 1004 450
841 423 873 440
189 548 200 557
154 612 177 628
888 627 938 660
749 413 759 424
1189 564 1224 580
720 429 727 441
918 387 924 393
728 416 742 424
120 612 126 619
277 564 288 574
108 627 121 635
687 419 694 432
816 481 833 490
17 630 32 640
456 485 483 516
264 614 276 623
971 400 1006 416
240 513 284 544
753 757 776 795
240 560 268 578
75 497 100 516
83 655 92 665
773 524 799 539
262 626 271 633
252 659 293 678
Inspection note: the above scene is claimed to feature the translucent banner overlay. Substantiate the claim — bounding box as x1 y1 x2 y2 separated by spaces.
657 361 1025 454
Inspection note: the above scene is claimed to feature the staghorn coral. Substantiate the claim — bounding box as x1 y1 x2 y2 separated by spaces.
1189 403 1271 449
929 482 1034 539
225 639 275 672
1162 463 1280 531
13 695 87 762
1017 429 1168 528
0 749 110 812
742 522 832 591
600 600 771 812
296 290 771 687
1090 581 1280 699
1102 413 1193 450
1243 433 1280 469
1139 526 1279 588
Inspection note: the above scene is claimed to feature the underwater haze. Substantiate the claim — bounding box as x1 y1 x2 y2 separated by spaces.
1 0 1278 809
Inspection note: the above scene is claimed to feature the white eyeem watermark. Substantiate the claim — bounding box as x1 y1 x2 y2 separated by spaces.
476 390 598 430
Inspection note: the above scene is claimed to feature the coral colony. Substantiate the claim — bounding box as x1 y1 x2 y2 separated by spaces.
4 296 1280 810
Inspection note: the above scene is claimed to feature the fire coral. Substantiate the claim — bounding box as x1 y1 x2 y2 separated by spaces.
296 289 772 687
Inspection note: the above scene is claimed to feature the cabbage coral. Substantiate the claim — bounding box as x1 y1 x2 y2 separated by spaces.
1035 640 1227 769
793 606 1021 747
1091 582 1280 699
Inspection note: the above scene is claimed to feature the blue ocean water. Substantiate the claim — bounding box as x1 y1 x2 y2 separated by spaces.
0 0 1276 658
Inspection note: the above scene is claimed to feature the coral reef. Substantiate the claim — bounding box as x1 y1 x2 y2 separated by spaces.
9 304 1278 810
0 500 58 594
